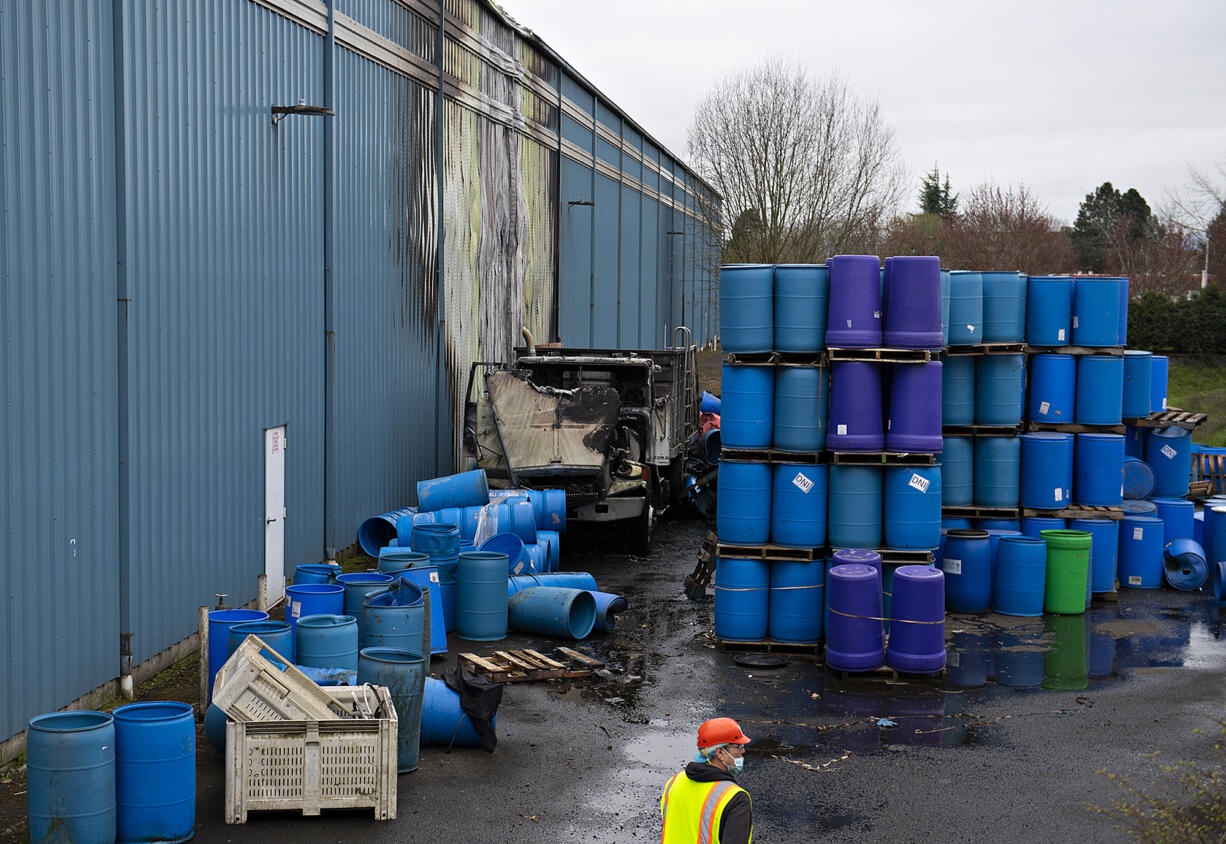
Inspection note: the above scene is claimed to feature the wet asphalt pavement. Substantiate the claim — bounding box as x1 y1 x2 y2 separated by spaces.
191 519 1226 843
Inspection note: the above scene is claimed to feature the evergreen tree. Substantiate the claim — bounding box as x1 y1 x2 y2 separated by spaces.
1070 182 1159 272
919 165 957 219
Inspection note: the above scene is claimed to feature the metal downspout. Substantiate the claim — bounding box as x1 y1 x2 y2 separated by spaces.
434 2 447 478
323 2 337 561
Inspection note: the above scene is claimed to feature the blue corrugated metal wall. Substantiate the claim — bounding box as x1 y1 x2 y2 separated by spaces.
0 0 718 742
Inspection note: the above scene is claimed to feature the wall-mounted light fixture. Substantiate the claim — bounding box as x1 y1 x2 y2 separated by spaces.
567 199 596 207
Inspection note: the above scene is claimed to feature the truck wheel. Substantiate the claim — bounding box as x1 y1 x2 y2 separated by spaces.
630 502 653 556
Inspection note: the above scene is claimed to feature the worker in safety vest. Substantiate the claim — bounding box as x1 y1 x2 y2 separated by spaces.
659 717 752 843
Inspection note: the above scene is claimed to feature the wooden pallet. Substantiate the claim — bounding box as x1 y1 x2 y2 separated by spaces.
458 647 604 683
1023 421 1125 434
723 351 778 366
774 352 828 367
1022 505 1125 521
1123 408 1208 430
716 638 823 656
830 547 934 564
1188 478 1215 500
1026 345 1124 356
826 347 937 363
943 424 1022 437
715 542 825 561
830 451 937 466
943 342 1027 356
828 664 945 682
720 448 827 465
940 505 1021 519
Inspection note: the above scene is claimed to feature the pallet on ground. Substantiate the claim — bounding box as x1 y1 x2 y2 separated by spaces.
459 647 604 683
940 505 1022 520
714 542 826 561
942 342 1027 356
826 347 936 363
1124 408 1208 430
716 638 823 656
828 664 945 682
1021 505 1125 521
943 424 1022 436
1025 345 1124 356
830 451 937 466
830 547 934 564
720 448 827 465
1188 479 1214 500
1023 421 1125 435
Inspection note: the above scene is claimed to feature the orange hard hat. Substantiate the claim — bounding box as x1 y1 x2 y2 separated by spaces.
697 717 751 749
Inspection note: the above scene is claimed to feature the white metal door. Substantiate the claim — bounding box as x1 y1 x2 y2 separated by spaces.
264 425 287 607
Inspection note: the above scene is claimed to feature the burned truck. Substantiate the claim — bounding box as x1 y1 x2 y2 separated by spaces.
463 329 699 555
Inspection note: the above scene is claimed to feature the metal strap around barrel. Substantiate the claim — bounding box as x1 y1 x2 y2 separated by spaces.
828 606 944 624
714 586 765 592
770 584 823 591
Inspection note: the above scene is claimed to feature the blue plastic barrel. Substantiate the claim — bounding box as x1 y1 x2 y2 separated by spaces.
883 466 942 549
1021 516 1066 537
1215 561 1226 601
974 436 1020 508
948 271 983 345
495 499 537 545
715 558 769 641
887 361 943 452
480 532 529 575
520 542 546 574
941 436 974 506
1122 457 1155 499
1195 510 1205 547
537 529 561 572
285 583 342 637
825 255 883 347
940 268 952 345
1075 433 1125 506
507 571 598 596
1075 355 1124 425
393 568 446 654
701 391 722 414
768 560 824 643
113 702 195 844
941 529 991 613
358 506 416 557
407 507 463 538
827 361 884 451
941 355 975 426
337 572 395 618
717 460 771 544
227 620 294 664
1164 538 1208 590
379 548 427 575
421 677 486 748
524 488 567 532
359 580 427 653
410 522 461 556
886 566 946 673
1020 432 1073 509
295 563 340 584
1072 277 1124 346
774 264 829 352
1119 515 1164 588
1124 425 1146 459
720 264 774 353
977 518 1022 532
208 608 269 699
1205 506 1226 570
460 505 484 539
1069 518 1120 594
1027 354 1075 423
455 551 509 642
358 647 426 772
1026 276 1073 345
1118 277 1131 345
591 591 629 633
1150 356 1169 413
773 365 828 452
828 464 883 548
27 711 116 844
883 256 942 349
1121 500 1157 516
1122 350 1153 419
771 463 828 547
980 271 1027 342
295 614 359 671
986 529 1023 584
418 468 490 512
1150 498 1195 545
825 563 885 671
993 536 1047 616
720 363 774 448
1147 426 1192 498
507 586 597 639
975 354 1025 425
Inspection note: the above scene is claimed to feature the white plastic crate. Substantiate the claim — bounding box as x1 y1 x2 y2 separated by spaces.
225 684 398 823
213 635 349 722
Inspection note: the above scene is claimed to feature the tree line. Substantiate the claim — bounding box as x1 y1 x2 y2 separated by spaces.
1129 285 1226 354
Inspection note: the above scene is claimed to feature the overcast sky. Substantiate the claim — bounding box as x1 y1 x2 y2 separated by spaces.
498 0 1225 226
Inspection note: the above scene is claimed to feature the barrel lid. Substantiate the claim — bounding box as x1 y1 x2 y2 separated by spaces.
1121 514 1164 524
1021 431 1072 442
1077 432 1124 440
832 548 882 565
1123 349 1153 357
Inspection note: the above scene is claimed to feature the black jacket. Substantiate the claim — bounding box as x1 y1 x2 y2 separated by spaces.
683 761 752 844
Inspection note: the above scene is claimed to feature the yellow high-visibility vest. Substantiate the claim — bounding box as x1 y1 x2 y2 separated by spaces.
659 771 751 844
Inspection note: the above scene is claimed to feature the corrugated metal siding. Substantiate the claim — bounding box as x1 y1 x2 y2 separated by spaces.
331 44 439 534
117 1 326 661
558 157 594 345
619 185 641 347
0 0 122 737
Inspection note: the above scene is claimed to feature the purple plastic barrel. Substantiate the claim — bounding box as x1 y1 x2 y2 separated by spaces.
826 255 883 348
886 566 946 673
825 563 885 671
886 361 943 452
827 361 884 452
883 256 943 349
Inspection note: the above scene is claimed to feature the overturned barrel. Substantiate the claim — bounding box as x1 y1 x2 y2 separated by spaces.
883 256 942 349
358 506 416 557
508 586 597 640
1122 457 1154 499
886 566 946 673
825 562 885 671
825 254 883 347
421 677 487 748
418 469 490 512
887 361 943 452
827 361 884 451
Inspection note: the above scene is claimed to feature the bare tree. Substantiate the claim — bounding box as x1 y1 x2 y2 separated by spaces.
941 183 1074 273
687 60 906 263
1166 160 1226 285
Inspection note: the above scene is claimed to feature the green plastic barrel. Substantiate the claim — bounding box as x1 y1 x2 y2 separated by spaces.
1040 530 1091 615
1042 615 1088 690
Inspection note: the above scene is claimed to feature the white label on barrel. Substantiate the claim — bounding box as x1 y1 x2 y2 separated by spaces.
429 571 440 583
1162 397 1167 409
792 472 815 494
1055 488 1063 502
1058 328 1066 341
1128 575 1142 586
291 600 301 618
873 310 881 319
1073 316 1079 328
944 558 962 575
908 473 930 493
967 324 975 333
1161 444 1176 459
1039 401 1050 415
846 319 853 328
1133 526 1144 540
838 424 848 435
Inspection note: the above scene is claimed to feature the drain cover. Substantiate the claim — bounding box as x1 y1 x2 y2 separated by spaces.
734 654 787 669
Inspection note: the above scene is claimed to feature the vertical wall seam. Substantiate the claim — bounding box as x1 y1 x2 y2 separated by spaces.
434 0 445 477
323 0 337 559
112 0 131 678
